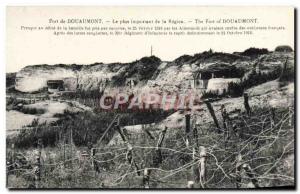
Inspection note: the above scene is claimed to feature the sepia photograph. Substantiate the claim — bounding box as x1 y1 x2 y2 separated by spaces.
5 6 295 189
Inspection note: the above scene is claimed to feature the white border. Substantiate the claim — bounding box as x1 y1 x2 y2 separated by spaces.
0 0 298 194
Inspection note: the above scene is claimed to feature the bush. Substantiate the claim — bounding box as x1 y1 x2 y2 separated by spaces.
275 45 293 52
20 106 46 115
201 90 226 99
227 82 244 97
11 108 173 148
227 69 281 96
201 69 283 100
112 56 161 86
241 47 269 57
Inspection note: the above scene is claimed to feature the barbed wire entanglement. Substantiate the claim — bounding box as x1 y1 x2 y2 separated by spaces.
6 95 294 189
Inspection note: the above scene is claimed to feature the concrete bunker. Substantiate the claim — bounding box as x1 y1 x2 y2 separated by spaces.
47 80 64 93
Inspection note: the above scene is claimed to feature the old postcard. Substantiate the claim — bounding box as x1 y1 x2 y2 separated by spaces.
6 6 295 189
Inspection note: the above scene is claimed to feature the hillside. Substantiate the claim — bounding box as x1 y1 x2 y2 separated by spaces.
14 56 161 93
11 48 293 95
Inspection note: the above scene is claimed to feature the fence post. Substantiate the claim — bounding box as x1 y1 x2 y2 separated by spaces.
242 164 259 188
116 126 128 143
220 105 229 129
192 147 200 184
198 146 207 188
270 108 275 128
185 114 192 147
185 114 195 184
70 128 73 168
153 127 167 167
91 148 100 176
187 181 194 188
236 153 242 188
236 153 259 188
11 143 15 169
204 100 220 130
289 106 293 127
34 138 42 188
157 127 167 148
114 119 140 176
220 104 230 147
243 93 251 116
126 143 140 176
193 127 199 149
91 148 95 169
143 168 151 189
63 133 66 166
143 128 155 140
279 57 288 81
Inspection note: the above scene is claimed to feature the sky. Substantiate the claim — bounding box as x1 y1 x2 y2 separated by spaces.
6 6 294 72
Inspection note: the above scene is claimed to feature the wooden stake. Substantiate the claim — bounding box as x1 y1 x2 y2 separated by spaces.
192 148 200 184
279 57 288 81
143 168 151 188
185 114 192 147
126 144 133 164
220 105 229 129
91 148 100 175
236 153 242 188
35 138 42 188
154 127 167 167
70 128 73 167
193 127 199 148
143 128 155 140
63 133 66 166
289 106 293 127
116 126 128 142
270 108 275 128
133 161 141 176
220 104 230 147
11 143 15 169
242 164 259 188
126 143 140 176
185 114 194 184
156 127 167 149
243 93 251 116
187 181 194 188
204 101 220 130
198 146 207 188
